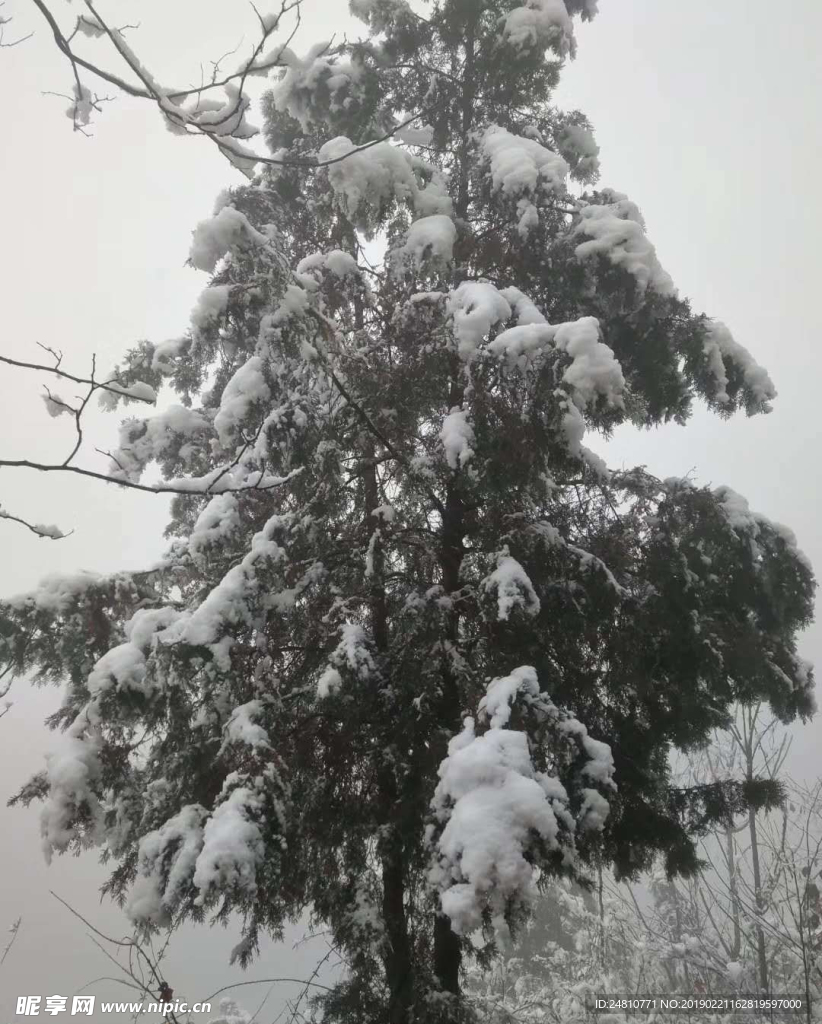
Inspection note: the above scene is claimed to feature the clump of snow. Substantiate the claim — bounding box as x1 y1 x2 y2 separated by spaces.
108 405 210 483
575 193 676 296
478 665 541 728
447 282 512 362
189 494 242 567
189 207 268 273
75 13 105 37
481 553 541 621
167 515 287 666
126 606 181 648
579 787 610 829
191 285 232 334
702 320 775 412
350 0 414 34
558 716 616 791
42 393 72 418
128 806 206 925
224 701 270 750
98 380 157 410
318 136 451 231
319 136 416 221
429 716 566 934
435 662 614 933
87 607 181 699
316 623 377 697
31 523 66 540
396 124 434 146
162 464 298 496
87 644 148 697
296 249 360 282
480 125 569 237
446 282 621 415
488 312 624 410
410 158 453 218
264 285 311 336
66 83 94 127
177 85 259 140
151 336 188 374
5 570 105 614
486 322 553 365
192 785 265 902
271 44 366 132
499 0 575 57
316 666 343 699
558 395 585 454
554 317 624 409
713 485 812 571
500 286 547 325
214 356 271 446
558 123 600 180
393 214 457 270
40 712 104 862
440 407 475 470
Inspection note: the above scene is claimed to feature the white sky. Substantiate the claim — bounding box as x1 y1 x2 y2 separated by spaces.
1 0 821 1019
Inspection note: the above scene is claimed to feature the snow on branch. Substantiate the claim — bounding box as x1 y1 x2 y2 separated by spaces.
0 505 69 540
429 665 616 937
0 346 156 406
23 0 441 176
479 124 570 238
0 343 303 536
702 320 776 414
0 455 303 497
574 191 676 297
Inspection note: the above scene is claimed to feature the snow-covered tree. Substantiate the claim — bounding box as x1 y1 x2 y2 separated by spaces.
1 2 816 1022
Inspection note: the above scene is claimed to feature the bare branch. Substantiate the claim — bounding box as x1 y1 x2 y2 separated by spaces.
0 351 155 404
0 3 33 47
202 978 333 1005
50 893 180 1024
0 918 21 966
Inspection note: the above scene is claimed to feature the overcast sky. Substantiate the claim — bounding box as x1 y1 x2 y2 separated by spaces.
1 0 821 1019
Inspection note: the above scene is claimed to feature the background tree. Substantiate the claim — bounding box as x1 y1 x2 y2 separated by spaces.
0 1 816 1022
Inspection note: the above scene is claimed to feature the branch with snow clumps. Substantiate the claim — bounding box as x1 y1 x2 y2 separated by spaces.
0 344 302 539
22 0 443 177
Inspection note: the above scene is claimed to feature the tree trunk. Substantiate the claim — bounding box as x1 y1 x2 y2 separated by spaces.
741 717 769 994
381 814 414 1023
725 825 742 960
748 802 769 993
432 373 468 1003
364 446 413 1022
433 7 479 1009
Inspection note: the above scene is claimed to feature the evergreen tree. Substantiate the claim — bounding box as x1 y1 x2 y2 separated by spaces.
2 2 815 1021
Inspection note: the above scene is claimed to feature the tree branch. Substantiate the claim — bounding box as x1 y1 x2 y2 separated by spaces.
0 458 301 496
0 505 69 539
24 0 446 173
0 350 155 404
